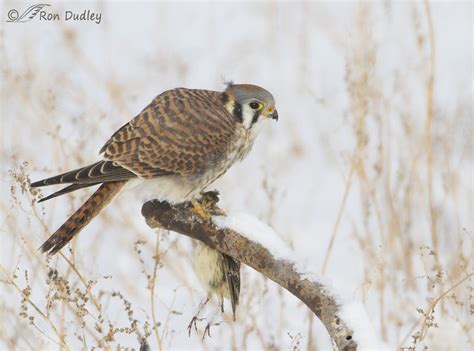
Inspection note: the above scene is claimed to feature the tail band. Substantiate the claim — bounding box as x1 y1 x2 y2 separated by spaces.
40 181 127 255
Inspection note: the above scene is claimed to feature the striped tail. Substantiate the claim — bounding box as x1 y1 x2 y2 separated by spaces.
223 253 240 321
40 181 128 255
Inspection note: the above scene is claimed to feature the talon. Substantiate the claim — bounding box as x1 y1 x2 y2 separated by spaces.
187 297 210 337
198 191 226 216
200 191 220 209
187 316 203 337
203 323 212 340
187 316 196 337
212 207 227 217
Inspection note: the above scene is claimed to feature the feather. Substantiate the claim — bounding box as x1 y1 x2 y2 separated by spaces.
31 161 136 187
38 183 100 203
39 181 127 255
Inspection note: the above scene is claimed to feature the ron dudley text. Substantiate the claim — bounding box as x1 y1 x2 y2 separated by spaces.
40 9 102 24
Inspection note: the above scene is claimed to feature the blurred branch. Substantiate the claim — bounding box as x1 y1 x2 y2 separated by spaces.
141 197 358 350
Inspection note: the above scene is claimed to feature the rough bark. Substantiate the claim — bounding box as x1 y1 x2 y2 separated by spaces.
141 199 358 350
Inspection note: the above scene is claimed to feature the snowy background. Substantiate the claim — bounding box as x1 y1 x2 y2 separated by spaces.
1 1 472 350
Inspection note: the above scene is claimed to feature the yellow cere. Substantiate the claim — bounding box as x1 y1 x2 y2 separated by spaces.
265 106 275 114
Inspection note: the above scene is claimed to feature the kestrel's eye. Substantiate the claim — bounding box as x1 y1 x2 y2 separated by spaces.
249 101 263 110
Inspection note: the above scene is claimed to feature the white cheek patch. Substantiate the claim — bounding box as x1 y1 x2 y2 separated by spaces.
241 104 256 129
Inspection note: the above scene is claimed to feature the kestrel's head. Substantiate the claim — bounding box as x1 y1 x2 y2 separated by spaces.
221 83 278 129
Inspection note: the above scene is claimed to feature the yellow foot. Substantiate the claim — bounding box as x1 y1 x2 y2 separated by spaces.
191 198 212 221
199 191 226 216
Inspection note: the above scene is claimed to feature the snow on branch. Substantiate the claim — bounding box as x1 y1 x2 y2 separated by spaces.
141 196 358 350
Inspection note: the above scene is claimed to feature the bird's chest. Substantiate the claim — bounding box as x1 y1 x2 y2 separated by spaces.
226 130 255 164
200 129 256 187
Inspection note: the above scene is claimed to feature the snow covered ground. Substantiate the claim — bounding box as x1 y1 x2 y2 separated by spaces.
1 1 472 350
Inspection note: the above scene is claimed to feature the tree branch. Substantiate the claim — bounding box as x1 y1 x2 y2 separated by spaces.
141 198 358 350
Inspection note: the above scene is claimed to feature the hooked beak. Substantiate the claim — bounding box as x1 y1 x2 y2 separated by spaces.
270 109 279 121
265 106 279 121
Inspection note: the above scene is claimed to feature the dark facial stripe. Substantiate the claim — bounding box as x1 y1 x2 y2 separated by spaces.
233 102 243 123
251 109 262 125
